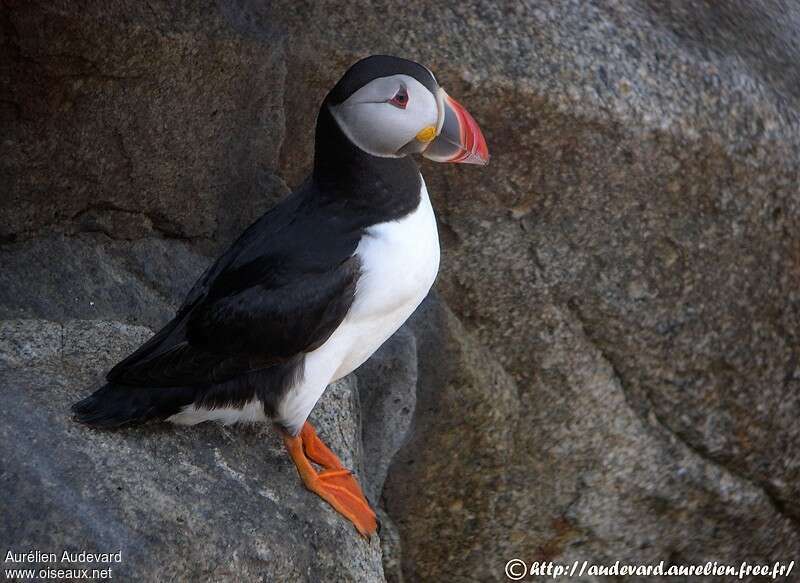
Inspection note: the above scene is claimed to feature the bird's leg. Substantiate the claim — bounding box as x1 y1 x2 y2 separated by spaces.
283 421 377 536
299 421 349 470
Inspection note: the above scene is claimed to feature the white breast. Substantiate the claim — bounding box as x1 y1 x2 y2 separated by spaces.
335 176 440 377
275 176 440 432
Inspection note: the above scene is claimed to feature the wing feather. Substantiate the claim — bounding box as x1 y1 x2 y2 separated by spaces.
108 185 362 388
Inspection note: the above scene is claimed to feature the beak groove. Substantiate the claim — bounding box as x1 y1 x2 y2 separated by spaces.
423 89 489 166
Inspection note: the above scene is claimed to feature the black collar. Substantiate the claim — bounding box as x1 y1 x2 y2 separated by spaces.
311 101 422 225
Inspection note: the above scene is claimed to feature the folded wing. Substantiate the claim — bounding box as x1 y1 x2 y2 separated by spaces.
107 186 363 389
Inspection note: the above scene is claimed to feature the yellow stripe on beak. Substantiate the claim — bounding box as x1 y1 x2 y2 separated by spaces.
415 125 437 143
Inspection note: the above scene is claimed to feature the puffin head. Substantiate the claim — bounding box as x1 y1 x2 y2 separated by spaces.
325 55 489 165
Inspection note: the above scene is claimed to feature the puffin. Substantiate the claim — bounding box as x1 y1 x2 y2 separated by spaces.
72 55 489 536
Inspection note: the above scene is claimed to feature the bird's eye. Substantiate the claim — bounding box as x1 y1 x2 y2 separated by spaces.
388 87 409 109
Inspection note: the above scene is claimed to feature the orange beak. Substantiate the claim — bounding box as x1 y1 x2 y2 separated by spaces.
423 89 489 165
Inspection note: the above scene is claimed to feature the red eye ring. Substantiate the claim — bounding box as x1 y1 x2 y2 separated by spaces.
388 88 409 109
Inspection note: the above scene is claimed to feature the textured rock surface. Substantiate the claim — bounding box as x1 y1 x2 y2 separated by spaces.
2 1 800 582
356 326 417 505
385 295 520 582
1 1 289 244
356 328 418 583
0 235 208 326
263 2 800 579
0 319 383 582
388 294 799 581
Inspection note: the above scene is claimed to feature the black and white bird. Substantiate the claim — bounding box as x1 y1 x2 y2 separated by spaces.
73 55 489 535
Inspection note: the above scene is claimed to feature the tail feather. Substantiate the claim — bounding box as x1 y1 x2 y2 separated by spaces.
72 383 194 428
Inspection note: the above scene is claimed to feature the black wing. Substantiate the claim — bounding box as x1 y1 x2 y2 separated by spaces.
107 184 363 388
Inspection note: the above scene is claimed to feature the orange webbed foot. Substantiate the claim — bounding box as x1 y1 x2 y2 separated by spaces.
284 422 377 536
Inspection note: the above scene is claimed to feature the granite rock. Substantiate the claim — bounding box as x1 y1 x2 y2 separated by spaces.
0 318 384 582
2 1 799 581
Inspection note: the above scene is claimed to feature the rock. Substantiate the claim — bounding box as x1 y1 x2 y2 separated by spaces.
356 328 418 583
375 509 405 583
384 295 520 582
0 319 384 582
3 1 800 581
0 235 209 327
1 1 289 244
387 294 799 580
356 326 418 505
252 2 800 578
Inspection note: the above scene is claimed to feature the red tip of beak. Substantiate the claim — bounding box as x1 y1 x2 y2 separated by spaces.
446 94 490 165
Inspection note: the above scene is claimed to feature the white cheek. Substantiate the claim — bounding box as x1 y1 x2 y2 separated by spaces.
406 91 438 135
330 74 439 157
338 103 415 155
